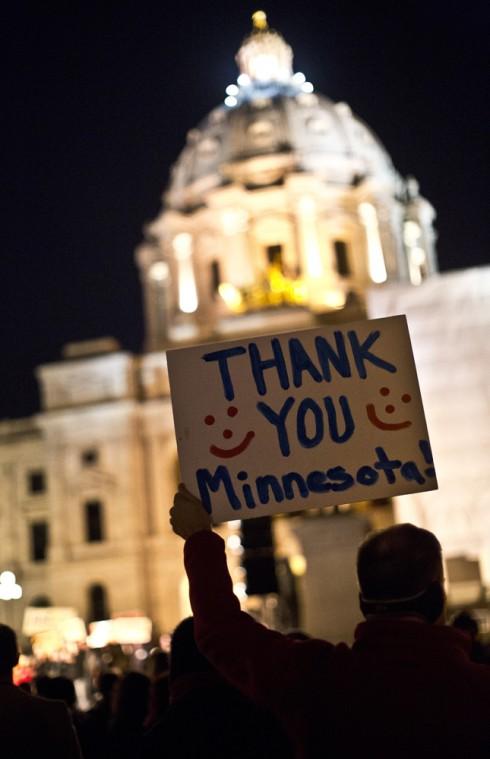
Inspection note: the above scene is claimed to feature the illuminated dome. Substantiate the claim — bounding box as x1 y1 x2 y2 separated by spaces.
166 13 396 211
138 11 436 351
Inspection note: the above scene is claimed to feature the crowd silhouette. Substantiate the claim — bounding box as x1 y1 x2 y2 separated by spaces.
1 502 489 758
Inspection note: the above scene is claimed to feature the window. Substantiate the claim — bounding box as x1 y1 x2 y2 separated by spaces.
30 522 49 562
266 244 283 267
28 470 46 495
30 595 52 608
333 240 351 277
85 500 105 543
81 449 98 467
88 584 109 622
210 260 221 298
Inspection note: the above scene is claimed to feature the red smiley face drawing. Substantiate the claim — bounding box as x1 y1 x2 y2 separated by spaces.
366 387 413 431
205 406 255 459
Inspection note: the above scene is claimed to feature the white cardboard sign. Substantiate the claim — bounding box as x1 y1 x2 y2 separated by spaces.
167 315 437 522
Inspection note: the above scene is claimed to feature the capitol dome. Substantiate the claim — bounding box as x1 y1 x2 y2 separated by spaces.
166 15 396 211
138 11 436 351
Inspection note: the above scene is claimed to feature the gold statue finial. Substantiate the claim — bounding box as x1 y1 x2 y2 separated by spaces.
252 10 268 31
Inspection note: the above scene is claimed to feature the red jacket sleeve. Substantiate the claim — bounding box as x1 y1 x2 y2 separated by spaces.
183 529 334 716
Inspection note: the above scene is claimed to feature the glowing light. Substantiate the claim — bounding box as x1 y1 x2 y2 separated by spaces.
289 554 307 576
0 571 22 600
218 282 243 312
226 84 239 96
250 53 278 82
301 81 314 93
87 620 112 649
403 220 422 247
292 72 306 85
359 202 387 284
227 534 242 550
237 73 251 86
134 648 148 661
61 617 86 643
323 290 346 309
410 246 426 267
174 233 198 313
149 261 169 282
233 582 248 600
252 10 268 30
224 95 237 107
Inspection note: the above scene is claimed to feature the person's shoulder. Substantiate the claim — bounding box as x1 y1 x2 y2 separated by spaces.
22 691 72 720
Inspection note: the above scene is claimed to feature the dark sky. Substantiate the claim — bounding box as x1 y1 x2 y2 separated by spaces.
3 1 488 420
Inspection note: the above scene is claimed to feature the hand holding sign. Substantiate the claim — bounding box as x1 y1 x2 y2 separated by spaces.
170 484 212 539
167 316 437 523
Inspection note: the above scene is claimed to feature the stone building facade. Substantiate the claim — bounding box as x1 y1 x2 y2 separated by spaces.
1 15 444 642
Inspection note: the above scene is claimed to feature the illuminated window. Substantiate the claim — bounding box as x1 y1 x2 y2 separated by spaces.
333 240 351 277
28 470 46 495
88 583 109 622
85 500 105 543
210 260 221 298
30 522 49 562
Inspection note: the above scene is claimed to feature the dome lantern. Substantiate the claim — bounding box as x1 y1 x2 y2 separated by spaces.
236 10 293 85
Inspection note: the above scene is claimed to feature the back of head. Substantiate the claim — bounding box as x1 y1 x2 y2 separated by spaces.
357 523 444 623
114 671 150 724
170 617 214 683
49 676 77 708
97 671 120 701
451 610 479 639
0 624 18 677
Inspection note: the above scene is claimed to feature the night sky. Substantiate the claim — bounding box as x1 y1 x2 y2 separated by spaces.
3 1 488 420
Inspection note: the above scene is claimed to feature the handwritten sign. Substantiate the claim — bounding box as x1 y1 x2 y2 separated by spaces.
167 315 437 522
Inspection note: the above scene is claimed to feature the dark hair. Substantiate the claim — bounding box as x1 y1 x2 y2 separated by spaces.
357 523 444 621
170 617 214 683
0 624 18 675
451 610 479 638
97 671 120 699
49 676 77 708
113 671 150 726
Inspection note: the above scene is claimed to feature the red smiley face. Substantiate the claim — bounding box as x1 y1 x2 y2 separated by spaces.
205 406 255 459
366 387 413 431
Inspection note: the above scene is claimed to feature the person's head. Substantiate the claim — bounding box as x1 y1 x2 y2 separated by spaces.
451 610 479 640
113 671 150 725
169 617 214 684
49 676 77 708
96 671 120 703
0 624 19 679
148 649 169 679
357 523 445 624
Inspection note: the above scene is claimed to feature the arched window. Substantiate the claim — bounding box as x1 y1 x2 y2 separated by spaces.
88 583 109 622
85 500 105 543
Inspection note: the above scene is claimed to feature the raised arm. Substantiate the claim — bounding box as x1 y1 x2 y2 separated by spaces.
170 486 332 714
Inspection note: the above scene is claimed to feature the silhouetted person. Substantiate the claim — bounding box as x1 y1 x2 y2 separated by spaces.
79 672 120 759
171 486 490 758
0 624 82 759
47 676 85 740
106 671 150 759
144 673 169 730
143 616 293 758
451 610 490 665
147 648 169 680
